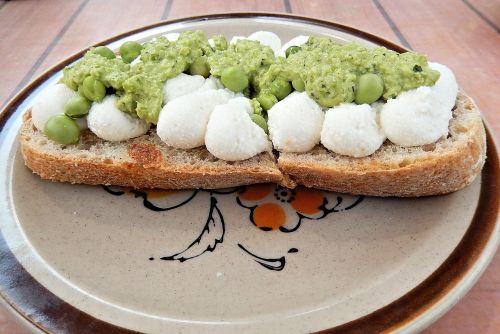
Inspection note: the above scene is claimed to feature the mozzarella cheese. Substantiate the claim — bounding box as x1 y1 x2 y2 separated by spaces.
156 89 233 149
163 74 226 103
321 103 385 157
87 95 149 141
380 86 451 146
380 63 457 147
277 35 309 57
164 33 180 42
205 99 271 161
31 83 87 131
428 62 458 111
226 96 253 114
200 75 224 91
163 73 206 103
268 92 324 152
230 36 247 44
248 31 282 54
229 31 282 55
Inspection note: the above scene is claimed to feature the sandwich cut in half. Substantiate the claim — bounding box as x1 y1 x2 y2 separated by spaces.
20 90 486 197
19 30 487 197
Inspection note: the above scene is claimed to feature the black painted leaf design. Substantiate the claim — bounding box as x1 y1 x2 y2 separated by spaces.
237 244 297 271
131 189 199 212
322 195 364 213
101 185 126 196
161 196 225 262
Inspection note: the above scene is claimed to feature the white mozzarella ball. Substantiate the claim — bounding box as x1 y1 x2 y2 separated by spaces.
163 73 206 102
268 92 324 152
156 89 233 149
31 84 87 131
380 86 451 147
321 103 385 157
380 63 457 147
248 31 282 54
277 35 309 57
164 33 180 42
205 103 270 161
87 95 149 141
226 97 253 114
428 62 459 111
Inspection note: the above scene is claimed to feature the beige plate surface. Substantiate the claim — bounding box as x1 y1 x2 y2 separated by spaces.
0 13 499 334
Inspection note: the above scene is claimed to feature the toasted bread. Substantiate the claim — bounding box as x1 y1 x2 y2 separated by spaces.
20 91 486 196
20 111 286 189
279 92 486 196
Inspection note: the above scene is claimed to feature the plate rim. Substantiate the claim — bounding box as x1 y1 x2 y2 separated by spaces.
0 12 499 334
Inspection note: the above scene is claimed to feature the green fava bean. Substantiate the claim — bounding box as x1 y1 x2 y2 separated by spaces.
81 76 106 102
221 67 249 92
44 115 80 144
250 114 268 134
291 78 305 92
64 95 91 118
119 41 142 63
189 58 210 77
92 46 115 59
355 73 384 104
285 46 301 58
270 79 292 100
257 93 278 111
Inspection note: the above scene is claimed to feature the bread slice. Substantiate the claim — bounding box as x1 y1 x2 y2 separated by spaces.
278 92 486 196
20 111 286 189
20 91 486 196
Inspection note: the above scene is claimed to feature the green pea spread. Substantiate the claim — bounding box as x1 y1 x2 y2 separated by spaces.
61 30 439 123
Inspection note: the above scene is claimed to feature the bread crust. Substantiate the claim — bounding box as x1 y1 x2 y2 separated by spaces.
20 91 486 196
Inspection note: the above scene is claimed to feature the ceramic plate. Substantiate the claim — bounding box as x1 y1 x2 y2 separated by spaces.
0 13 499 334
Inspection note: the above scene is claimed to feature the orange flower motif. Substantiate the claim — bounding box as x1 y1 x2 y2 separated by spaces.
103 184 364 270
237 184 328 232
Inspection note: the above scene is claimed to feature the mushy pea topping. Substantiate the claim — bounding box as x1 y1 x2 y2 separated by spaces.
258 36 440 108
60 31 439 124
61 30 213 123
207 39 275 92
